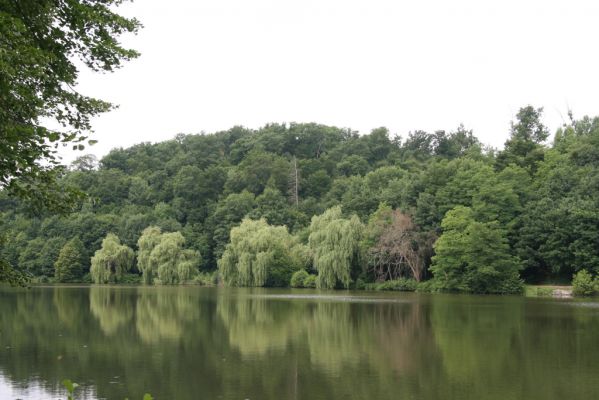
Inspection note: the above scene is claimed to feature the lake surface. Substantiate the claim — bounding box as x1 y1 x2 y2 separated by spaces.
1 286 598 400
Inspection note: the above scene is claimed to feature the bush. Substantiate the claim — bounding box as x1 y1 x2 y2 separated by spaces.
354 278 366 290
193 271 219 286
303 274 317 288
375 278 418 292
363 278 418 292
119 273 142 284
536 287 554 297
290 270 310 288
81 273 93 284
416 280 438 292
290 270 317 288
572 270 596 296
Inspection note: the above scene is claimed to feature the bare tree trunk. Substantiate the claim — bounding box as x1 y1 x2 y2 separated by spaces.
289 156 300 207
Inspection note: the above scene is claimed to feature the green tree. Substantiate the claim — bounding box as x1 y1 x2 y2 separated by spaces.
207 191 256 260
218 218 309 287
308 206 363 289
336 155 369 177
572 270 597 297
90 234 134 284
430 206 522 294
0 0 140 209
148 232 199 285
18 237 66 277
496 106 548 172
54 237 85 282
137 226 163 284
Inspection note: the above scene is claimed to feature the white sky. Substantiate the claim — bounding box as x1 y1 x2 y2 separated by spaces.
67 0 599 163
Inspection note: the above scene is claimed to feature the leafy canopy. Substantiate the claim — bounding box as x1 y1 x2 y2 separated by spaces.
54 237 85 283
430 206 522 294
90 233 134 284
0 0 140 209
137 227 199 285
309 206 363 289
218 218 309 287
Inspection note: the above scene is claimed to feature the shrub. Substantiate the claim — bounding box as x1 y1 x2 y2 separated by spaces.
291 269 310 288
354 278 366 290
536 287 554 297
193 271 218 286
375 278 418 292
303 274 317 288
120 273 142 284
572 270 596 296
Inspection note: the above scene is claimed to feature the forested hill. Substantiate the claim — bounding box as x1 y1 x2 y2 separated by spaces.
2 106 599 291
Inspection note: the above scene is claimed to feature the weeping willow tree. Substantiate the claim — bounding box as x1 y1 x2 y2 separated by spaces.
150 232 199 284
137 227 199 284
137 226 164 284
90 234 134 284
218 218 309 287
309 206 364 289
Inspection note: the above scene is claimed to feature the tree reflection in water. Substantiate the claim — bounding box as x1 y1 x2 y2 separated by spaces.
1 287 599 400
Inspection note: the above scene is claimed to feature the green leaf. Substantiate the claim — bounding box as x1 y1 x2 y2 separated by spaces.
143 394 154 400
62 379 78 393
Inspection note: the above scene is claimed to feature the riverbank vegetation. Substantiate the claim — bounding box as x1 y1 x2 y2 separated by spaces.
2 108 599 294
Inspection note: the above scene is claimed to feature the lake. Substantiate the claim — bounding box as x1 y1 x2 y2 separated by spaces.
0 286 598 400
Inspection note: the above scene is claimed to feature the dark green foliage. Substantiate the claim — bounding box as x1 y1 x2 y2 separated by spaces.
496 106 548 173
0 259 29 287
55 238 85 282
430 206 523 294
0 0 140 211
2 107 599 291
364 278 418 292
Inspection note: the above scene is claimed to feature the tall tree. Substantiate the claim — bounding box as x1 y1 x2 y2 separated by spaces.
363 204 435 282
149 232 199 285
430 206 522 294
218 218 309 287
137 226 163 284
54 237 85 283
90 234 134 284
496 106 548 172
0 0 140 208
308 206 363 289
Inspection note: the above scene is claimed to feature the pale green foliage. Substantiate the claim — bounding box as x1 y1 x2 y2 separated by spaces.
309 206 364 289
290 269 310 287
137 226 163 284
572 270 597 297
137 227 200 285
218 218 309 287
90 234 134 284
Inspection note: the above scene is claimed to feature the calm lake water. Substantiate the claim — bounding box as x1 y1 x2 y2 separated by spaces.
0 286 598 400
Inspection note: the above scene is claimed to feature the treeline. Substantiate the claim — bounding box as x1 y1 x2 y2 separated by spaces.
1 106 599 293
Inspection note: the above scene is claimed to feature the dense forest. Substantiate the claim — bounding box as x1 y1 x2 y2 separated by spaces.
2 106 599 293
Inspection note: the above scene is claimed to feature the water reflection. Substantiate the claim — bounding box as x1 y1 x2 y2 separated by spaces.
0 287 598 400
90 287 133 336
135 288 200 343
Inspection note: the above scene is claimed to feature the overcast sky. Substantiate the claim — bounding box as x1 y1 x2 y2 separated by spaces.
67 0 599 163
